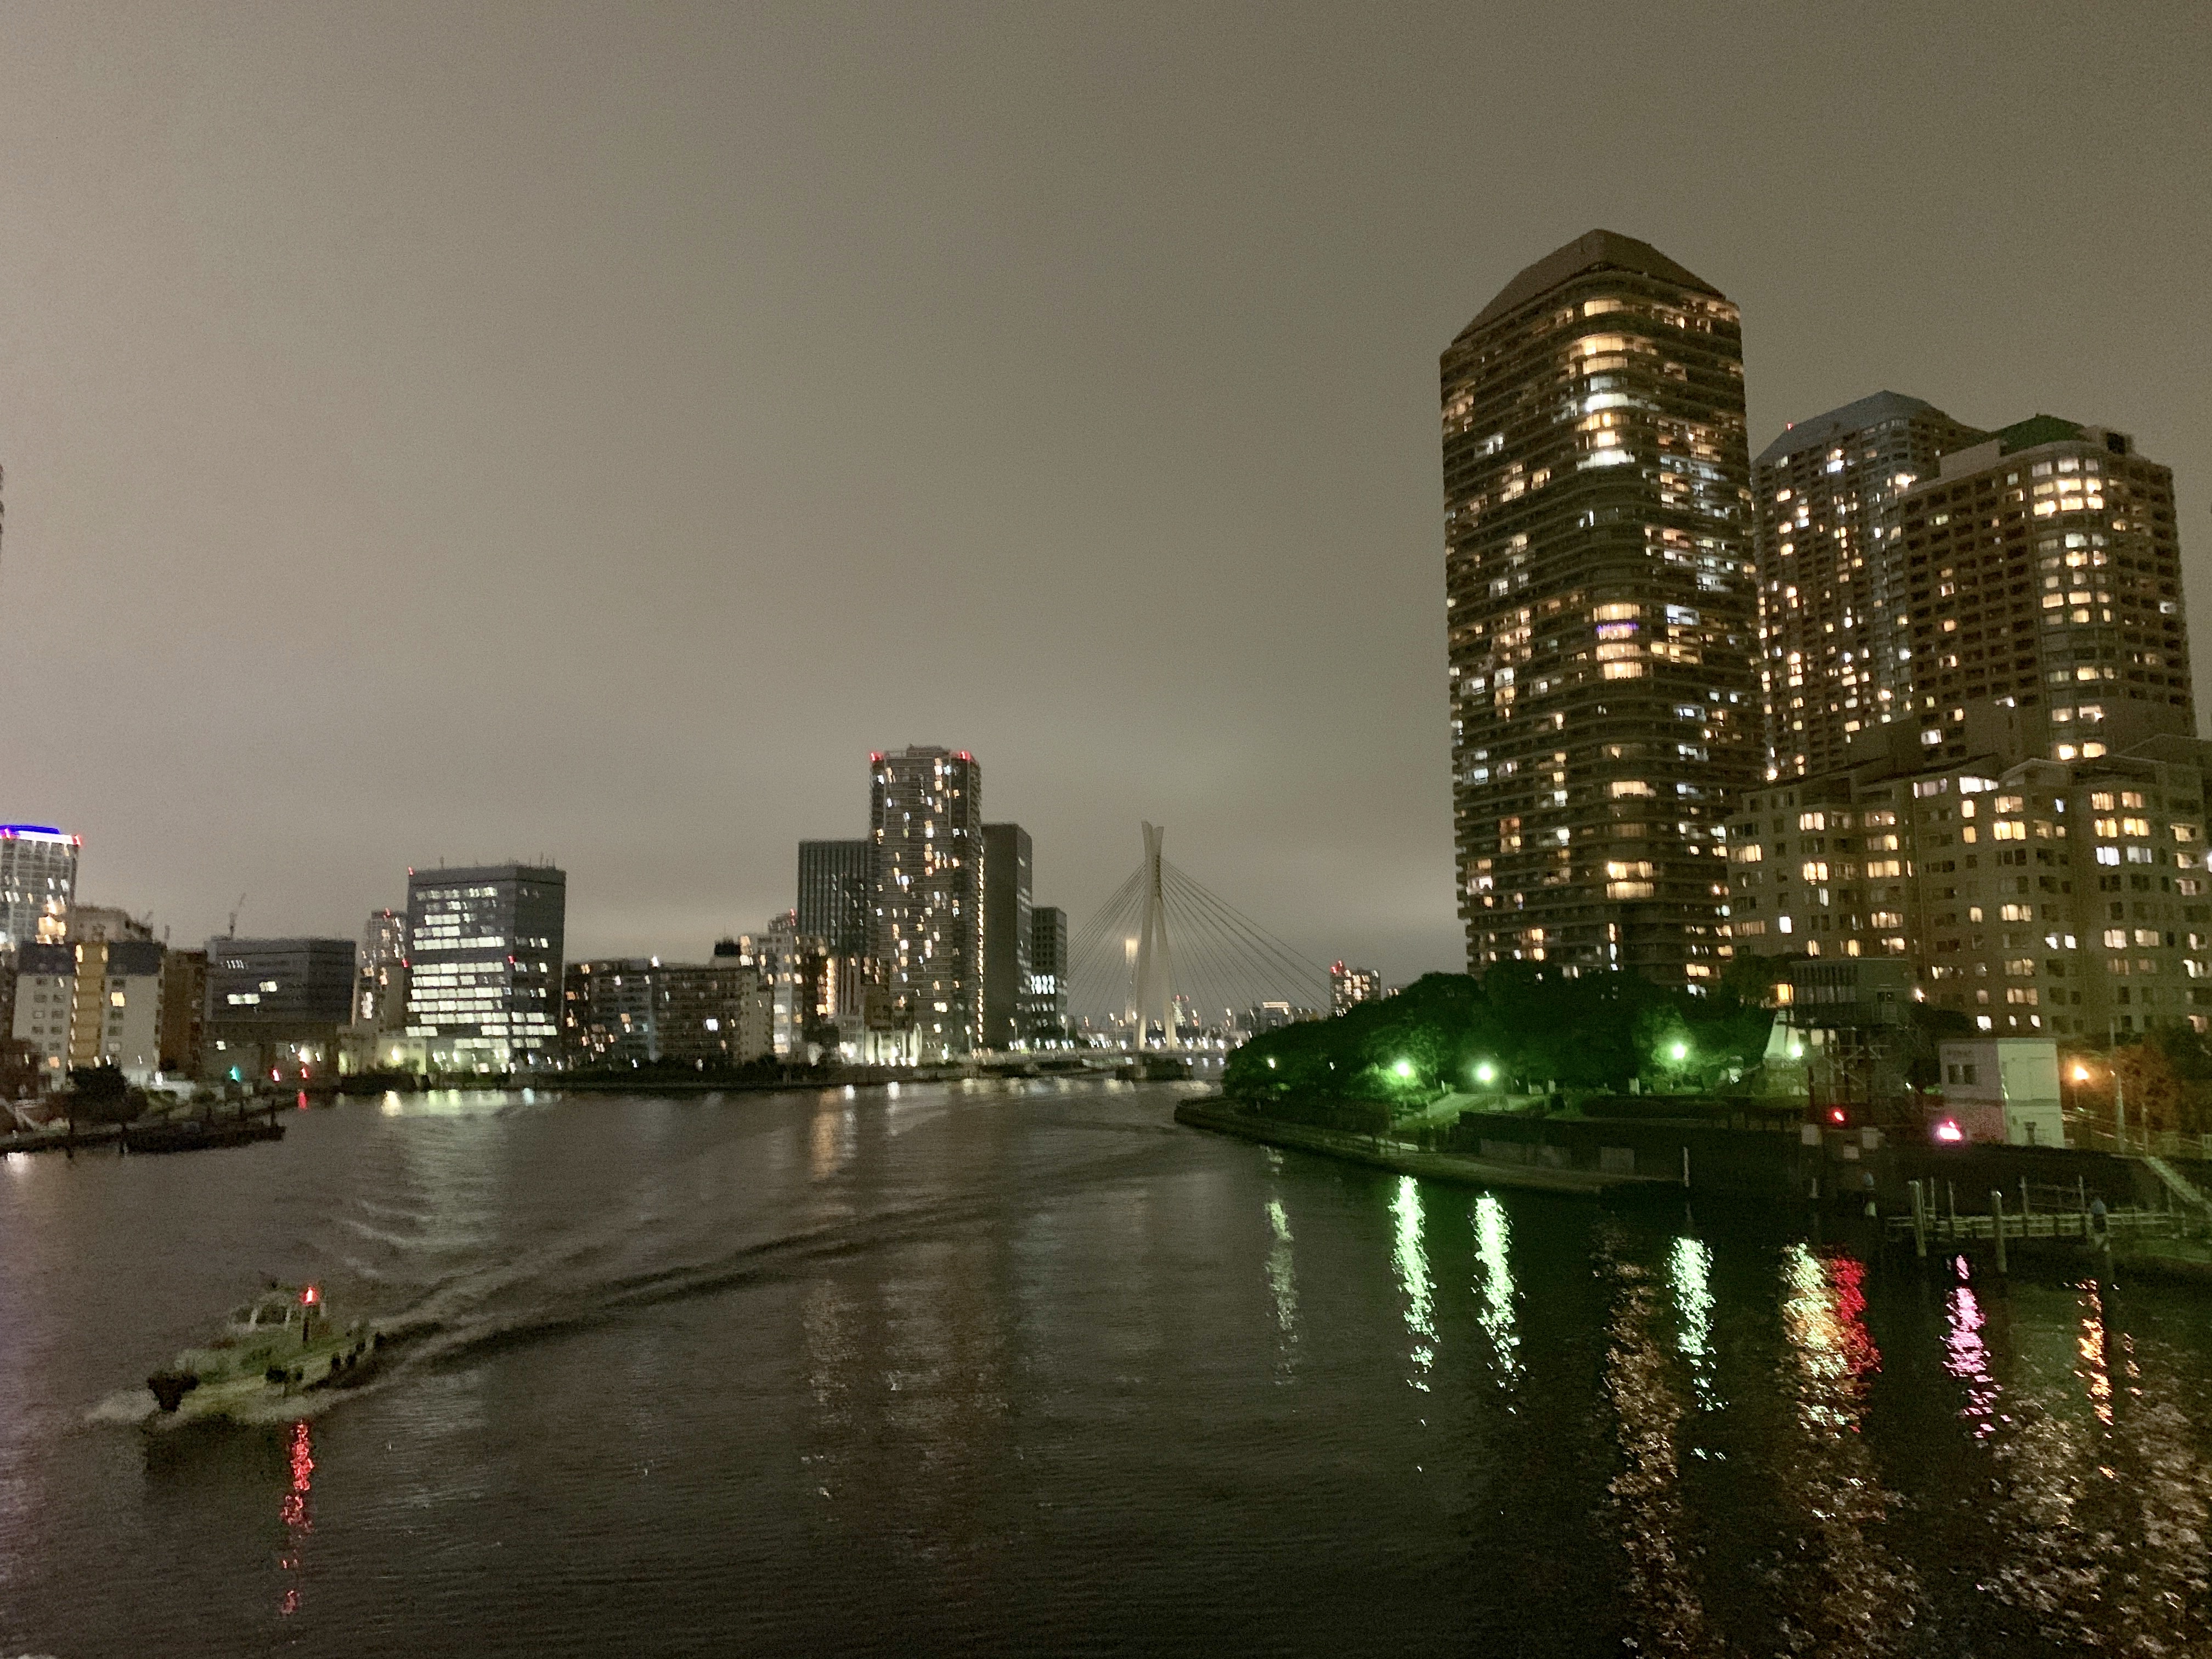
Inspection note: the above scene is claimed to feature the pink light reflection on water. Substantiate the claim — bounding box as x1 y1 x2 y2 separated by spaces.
1942 1255 2000 1438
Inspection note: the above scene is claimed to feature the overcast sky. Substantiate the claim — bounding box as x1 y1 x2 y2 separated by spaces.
1 2 2206 988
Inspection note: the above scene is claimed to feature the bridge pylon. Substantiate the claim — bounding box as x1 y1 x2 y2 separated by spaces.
1131 822 1176 1049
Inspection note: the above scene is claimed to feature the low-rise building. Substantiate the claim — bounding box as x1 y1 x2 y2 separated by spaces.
91 941 165 1079
159 949 207 1075
204 937 357 1082
1935 1037 2065 1146
10 943 78 1086
562 957 772 1068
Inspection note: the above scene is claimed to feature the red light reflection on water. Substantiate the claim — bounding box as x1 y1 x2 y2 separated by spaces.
1780 1245 1882 1434
279 1419 314 1616
1823 1254 1880 1387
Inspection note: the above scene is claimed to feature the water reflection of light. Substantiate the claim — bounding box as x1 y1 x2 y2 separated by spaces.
1391 1178 1435 1390
1472 1194 1519 1383
1601 1243 1711 1651
1667 1237 1718 1412
1265 1197 1298 1373
278 1419 314 1617
2077 1279 2112 1428
1944 1256 2001 1438
1781 1244 1880 1432
1775 1244 1918 1640
809 1103 855 1180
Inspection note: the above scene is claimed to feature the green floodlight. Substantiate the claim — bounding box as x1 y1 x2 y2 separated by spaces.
1668 1041 1689 1062
1474 1061 1497 1085
1392 1059 1414 1079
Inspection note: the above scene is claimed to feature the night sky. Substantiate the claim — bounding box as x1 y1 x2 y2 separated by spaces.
1 3 2205 984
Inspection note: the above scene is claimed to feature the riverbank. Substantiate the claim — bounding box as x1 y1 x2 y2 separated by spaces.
1172 1097 1663 1196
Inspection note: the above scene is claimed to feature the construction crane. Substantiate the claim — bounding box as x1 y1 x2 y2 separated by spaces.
227 894 246 938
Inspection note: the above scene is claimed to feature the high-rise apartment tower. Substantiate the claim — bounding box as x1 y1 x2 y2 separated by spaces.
1751 392 1988 780
869 747 983 1057
1899 417 2191 765
1443 230 1758 986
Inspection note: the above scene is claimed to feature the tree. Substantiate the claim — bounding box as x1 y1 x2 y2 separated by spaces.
65 1064 142 1127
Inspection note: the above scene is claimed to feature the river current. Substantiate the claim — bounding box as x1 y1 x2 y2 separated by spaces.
2 1081 2209 1656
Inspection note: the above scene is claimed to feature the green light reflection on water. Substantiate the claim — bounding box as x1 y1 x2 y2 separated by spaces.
1668 1235 1719 1412
1472 1193 1520 1384
1392 1177 1436 1390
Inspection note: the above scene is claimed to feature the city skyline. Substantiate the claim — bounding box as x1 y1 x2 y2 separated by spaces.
1 5 2207 989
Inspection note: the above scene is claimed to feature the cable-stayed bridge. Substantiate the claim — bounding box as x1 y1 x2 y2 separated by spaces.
1068 823 1329 1048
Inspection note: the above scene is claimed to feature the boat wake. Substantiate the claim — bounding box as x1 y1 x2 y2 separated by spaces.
91 1101 1183 1431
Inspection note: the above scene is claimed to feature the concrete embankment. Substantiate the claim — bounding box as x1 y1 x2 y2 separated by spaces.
1172 1098 1662 1197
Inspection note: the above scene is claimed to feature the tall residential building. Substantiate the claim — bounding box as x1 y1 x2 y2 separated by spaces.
1899 417 2190 766
1752 393 1990 780
1443 230 1758 986
404 864 567 1073
870 747 983 1057
1019 905 1068 1044
0 826 80 953
357 908 409 1029
205 937 357 1080
1330 962 1384 1015
980 822 1032 1050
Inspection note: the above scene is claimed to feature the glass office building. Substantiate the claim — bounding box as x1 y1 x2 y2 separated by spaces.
405 863 567 1073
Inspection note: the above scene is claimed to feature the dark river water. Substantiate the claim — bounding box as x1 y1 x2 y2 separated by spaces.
3 1081 2210 1657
